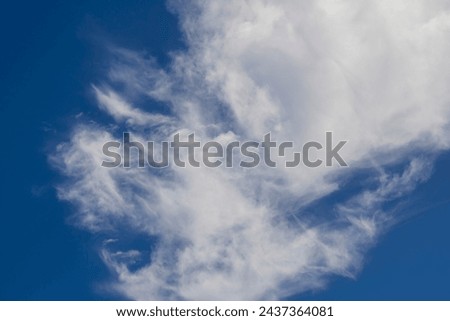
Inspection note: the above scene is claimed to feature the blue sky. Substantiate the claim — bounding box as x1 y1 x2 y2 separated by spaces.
1 0 450 300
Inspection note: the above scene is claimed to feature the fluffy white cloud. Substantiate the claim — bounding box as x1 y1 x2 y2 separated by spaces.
54 0 450 299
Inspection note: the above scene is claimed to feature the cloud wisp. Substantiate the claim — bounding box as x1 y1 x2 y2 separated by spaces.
53 0 450 299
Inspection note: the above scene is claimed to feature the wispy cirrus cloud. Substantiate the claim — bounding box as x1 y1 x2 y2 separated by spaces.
93 85 173 127
53 0 450 299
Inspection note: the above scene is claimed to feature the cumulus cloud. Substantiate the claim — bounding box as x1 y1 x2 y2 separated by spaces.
53 0 450 299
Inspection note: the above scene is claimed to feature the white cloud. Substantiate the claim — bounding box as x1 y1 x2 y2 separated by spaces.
54 0 450 299
93 85 173 127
